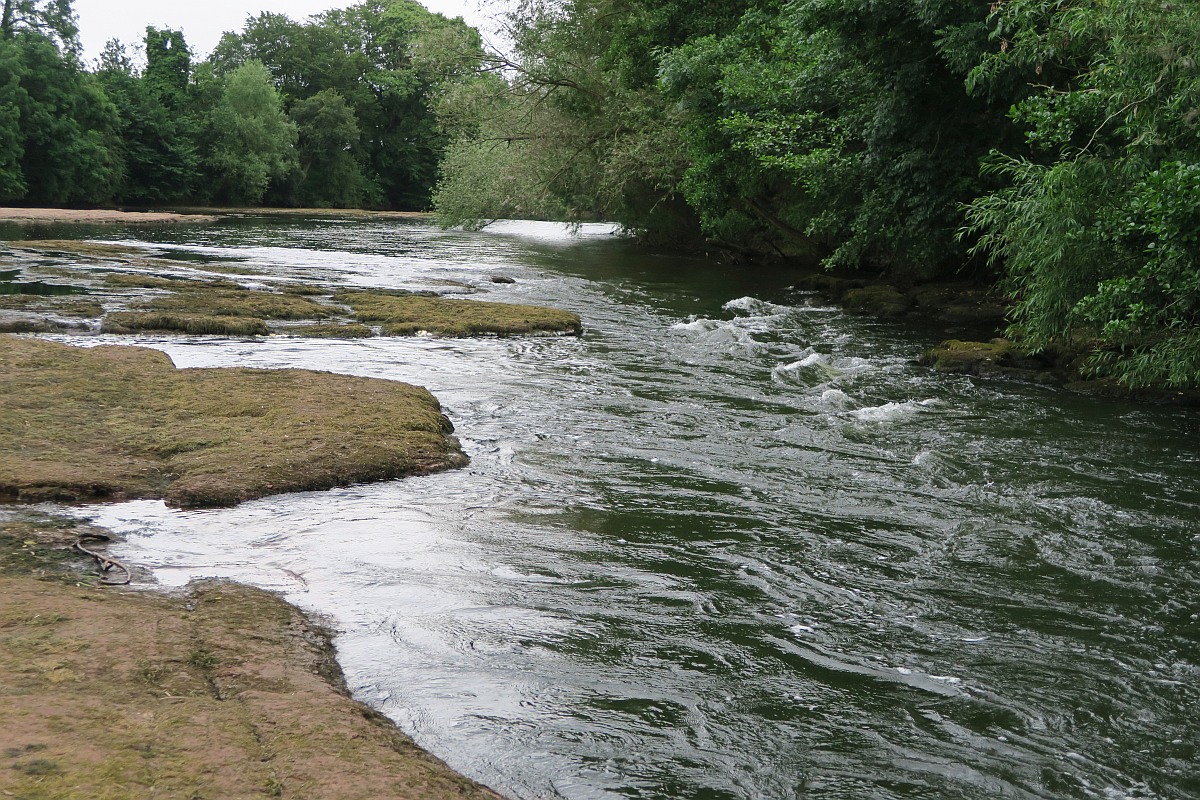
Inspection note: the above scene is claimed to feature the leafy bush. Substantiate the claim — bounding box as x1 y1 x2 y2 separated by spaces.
965 0 1200 387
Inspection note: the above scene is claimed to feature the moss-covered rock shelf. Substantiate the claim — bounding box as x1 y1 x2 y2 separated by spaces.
337 290 583 337
0 239 584 340
0 336 468 508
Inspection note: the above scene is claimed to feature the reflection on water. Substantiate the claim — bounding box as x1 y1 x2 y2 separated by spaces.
46 218 1200 800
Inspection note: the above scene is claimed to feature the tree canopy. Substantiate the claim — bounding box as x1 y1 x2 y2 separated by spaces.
0 0 479 209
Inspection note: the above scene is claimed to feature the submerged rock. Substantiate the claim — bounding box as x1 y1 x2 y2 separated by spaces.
843 285 912 317
921 339 1016 375
337 290 582 337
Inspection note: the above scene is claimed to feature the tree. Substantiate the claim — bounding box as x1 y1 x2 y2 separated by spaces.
290 88 366 207
314 0 474 208
0 37 26 198
9 30 121 204
142 26 189 108
433 0 1017 271
653 0 1021 273
209 0 478 209
95 30 200 203
1 0 78 54
964 0 1200 387
202 60 297 205
433 0 702 241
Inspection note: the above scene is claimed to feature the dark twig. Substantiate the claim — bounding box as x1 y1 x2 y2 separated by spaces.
73 533 131 586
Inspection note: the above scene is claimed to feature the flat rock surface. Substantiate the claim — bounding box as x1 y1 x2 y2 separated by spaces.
0 336 468 508
0 572 505 800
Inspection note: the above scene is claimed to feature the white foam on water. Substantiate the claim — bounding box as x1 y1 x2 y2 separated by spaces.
798 352 827 368
820 388 851 407
722 296 788 316
670 318 720 333
669 317 766 352
773 350 824 374
848 399 937 423
772 350 847 387
910 449 934 466
832 356 873 374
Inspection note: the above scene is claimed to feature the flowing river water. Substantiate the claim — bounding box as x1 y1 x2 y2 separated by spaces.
35 217 1200 799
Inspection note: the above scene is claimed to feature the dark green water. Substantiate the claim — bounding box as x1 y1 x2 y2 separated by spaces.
50 217 1197 799
0 267 86 295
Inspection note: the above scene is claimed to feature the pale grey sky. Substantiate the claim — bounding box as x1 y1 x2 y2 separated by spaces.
73 0 505 64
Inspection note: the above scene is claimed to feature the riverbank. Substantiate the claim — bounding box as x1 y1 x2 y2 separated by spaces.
0 207 219 226
0 337 469 507
169 206 436 220
1 234 582 338
0 511 506 800
0 207 434 226
0 333 502 790
0 215 584 796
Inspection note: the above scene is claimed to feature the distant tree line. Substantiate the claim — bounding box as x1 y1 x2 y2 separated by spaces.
0 0 480 209
433 0 1200 389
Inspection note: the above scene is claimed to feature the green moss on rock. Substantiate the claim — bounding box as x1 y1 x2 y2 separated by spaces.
791 274 867 302
135 288 334 320
843 285 912 317
0 295 103 317
280 323 376 339
102 312 270 336
0 319 61 334
921 339 1015 374
102 273 240 291
0 336 467 508
337 290 582 337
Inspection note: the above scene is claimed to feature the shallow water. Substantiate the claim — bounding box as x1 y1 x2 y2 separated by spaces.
41 216 1200 799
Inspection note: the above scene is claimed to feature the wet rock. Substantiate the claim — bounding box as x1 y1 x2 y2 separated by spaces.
791 273 866 302
489 275 517 284
0 318 59 334
921 339 1016 374
843 285 912 317
910 284 1008 330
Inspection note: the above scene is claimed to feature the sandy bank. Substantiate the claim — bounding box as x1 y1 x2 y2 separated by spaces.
172 206 435 220
0 207 219 225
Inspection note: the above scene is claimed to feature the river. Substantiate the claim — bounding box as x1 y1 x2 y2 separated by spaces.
44 216 1200 799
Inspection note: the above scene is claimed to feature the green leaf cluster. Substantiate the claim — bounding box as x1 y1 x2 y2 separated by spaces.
964 0 1200 387
433 0 1200 387
0 5 121 205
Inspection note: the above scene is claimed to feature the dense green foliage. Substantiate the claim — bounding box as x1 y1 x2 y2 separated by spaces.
0 1 118 203
0 0 479 209
209 1 482 207
963 1 1200 387
203 61 298 205
95 31 199 203
433 1 1023 270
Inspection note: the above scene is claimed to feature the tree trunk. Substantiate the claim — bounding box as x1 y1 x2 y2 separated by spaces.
1 0 15 37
